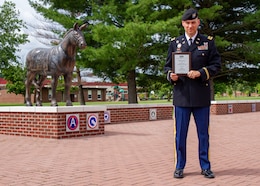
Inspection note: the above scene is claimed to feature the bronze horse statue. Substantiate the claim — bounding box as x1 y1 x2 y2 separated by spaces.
25 23 87 106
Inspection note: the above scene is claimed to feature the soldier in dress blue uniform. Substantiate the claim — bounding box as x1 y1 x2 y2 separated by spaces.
164 8 221 179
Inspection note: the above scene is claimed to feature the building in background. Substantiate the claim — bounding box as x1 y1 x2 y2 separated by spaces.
0 78 25 103
0 78 128 104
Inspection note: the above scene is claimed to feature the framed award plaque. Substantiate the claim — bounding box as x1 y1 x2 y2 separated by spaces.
172 52 191 75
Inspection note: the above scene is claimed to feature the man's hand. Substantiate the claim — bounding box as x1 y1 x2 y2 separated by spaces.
187 70 201 79
170 73 179 81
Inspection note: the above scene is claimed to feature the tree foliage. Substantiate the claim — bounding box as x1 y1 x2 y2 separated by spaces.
2 65 26 96
0 1 28 70
0 1 28 96
82 0 191 103
30 0 260 103
197 0 260 85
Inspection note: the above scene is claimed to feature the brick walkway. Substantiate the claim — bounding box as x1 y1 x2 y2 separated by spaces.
0 112 259 186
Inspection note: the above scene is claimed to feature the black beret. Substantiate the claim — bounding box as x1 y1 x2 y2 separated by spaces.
182 8 198 21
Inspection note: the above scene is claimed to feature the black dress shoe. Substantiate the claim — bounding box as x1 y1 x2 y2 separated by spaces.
201 169 215 178
174 169 184 178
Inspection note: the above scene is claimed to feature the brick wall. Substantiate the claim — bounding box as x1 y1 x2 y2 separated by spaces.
107 104 173 124
0 89 25 103
211 100 260 115
0 104 173 139
0 106 106 139
1 101 260 139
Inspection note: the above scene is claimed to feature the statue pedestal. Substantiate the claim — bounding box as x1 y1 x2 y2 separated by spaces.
0 106 106 139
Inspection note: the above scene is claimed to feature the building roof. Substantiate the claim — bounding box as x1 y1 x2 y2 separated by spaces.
0 78 7 86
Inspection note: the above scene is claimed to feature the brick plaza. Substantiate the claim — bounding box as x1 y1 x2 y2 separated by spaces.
0 112 259 185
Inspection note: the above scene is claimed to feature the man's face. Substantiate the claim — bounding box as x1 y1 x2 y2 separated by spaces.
182 18 200 37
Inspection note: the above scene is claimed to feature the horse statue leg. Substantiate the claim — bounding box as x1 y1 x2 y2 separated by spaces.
50 75 59 106
33 75 46 106
25 71 35 106
64 73 73 106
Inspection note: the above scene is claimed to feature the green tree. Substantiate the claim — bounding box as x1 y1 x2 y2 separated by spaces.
0 1 28 71
255 83 260 94
30 0 260 104
0 1 28 96
214 82 227 96
2 65 26 96
82 0 190 103
197 0 260 85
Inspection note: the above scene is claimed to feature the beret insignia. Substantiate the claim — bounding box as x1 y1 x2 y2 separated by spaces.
207 36 213 40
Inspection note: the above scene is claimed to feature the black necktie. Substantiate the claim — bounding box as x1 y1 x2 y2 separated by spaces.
189 38 193 46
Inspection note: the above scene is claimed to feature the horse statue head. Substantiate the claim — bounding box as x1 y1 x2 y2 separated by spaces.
25 22 87 106
63 23 87 50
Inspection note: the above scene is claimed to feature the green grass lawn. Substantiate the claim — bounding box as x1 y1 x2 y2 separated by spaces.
215 96 260 101
0 99 172 106
1 96 260 106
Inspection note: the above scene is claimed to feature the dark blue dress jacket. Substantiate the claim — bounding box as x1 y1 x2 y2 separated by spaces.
164 33 221 107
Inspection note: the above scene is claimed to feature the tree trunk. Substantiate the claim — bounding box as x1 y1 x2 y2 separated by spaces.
76 66 85 105
127 69 138 104
210 78 215 101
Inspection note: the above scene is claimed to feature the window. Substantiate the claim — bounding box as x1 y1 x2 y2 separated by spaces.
48 89 52 100
88 90 92 100
97 90 102 100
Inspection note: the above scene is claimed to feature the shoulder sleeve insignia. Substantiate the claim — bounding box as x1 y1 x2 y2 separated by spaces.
171 37 176 41
207 36 213 40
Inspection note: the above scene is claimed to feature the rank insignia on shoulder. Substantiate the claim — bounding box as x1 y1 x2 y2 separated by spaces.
171 37 176 41
207 36 213 40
